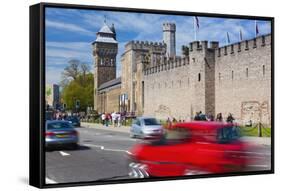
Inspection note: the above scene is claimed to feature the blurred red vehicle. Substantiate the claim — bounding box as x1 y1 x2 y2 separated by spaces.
128 121 261 178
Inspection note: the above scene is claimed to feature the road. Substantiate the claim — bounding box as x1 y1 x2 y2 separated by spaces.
46 127 141 184
45 125 272 184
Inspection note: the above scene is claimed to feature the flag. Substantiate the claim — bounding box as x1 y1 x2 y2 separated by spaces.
193 16 200 41
195 16 200 29
239 29 243 41
226 32 230 44
255 20 259 36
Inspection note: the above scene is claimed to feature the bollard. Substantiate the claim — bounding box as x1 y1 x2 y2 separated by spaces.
258 123 262 137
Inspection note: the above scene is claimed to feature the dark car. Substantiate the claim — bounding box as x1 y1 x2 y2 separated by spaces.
66 116 81 127
45 120 79 149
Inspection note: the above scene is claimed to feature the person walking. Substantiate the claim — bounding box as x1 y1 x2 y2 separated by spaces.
226 113 235 123
216 113 223 122
101 113 106 125
116 112 121 127
111 112 117 127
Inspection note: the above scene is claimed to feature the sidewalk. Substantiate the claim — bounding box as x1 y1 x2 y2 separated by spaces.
81 122 131 134
81 122 271 145
241 136 271 146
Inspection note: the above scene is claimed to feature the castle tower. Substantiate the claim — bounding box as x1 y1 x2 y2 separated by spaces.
92 21 118 111
163 23 176 57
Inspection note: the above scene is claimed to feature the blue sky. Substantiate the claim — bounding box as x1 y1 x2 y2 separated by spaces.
45 7 271 84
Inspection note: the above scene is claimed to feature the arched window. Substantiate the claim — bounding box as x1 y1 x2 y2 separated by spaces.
198 73 201 82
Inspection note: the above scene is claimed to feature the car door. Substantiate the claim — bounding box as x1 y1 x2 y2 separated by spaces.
132 118 140 135
134 118 142 136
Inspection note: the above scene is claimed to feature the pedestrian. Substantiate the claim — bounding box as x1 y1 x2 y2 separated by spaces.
166 117 172 129
226 113 235 123
116 112 121 127
105 113 110 127
101 113 105 125
111 112 117 127
194 112 200 121
216 113 223 122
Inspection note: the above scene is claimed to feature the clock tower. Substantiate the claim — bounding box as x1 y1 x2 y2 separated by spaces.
92 21 118 110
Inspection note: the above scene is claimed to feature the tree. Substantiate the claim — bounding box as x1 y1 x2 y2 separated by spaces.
62 59 80 81
60 60 94 112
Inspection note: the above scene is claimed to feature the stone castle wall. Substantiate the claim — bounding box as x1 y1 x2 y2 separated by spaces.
142 35 271 124
215 34 271 124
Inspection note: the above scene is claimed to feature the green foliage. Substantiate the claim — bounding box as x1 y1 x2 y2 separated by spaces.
61 72 94 112
240 125 271 137
46 86 52 97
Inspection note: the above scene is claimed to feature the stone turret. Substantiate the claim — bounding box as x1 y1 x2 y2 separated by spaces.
163 23 176 57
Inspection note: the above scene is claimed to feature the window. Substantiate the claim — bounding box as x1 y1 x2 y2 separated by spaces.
263 65 265 76
219 72 221 82
198 73 201 82
246 68 249 78
231 70 234 80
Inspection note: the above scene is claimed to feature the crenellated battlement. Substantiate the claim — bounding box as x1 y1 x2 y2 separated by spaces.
125 40 166 52
163 23 176 31
189 41 220 52
215 34 271 57
143 56 189 75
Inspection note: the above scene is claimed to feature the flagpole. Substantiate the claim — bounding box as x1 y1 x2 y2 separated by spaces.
226 32 228 45
194 17 197 41
255 20 257 38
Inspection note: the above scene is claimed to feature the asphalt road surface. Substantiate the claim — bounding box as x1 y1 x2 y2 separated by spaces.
45 126 272 184
46 126 141 184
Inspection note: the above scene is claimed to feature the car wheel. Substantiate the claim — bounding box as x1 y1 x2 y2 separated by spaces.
71 143 79 150
130 133 136 138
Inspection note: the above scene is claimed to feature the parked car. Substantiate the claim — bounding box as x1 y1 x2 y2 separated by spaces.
66 116 81 127
130 117 164 139
45 120 79 149
128 121 262 178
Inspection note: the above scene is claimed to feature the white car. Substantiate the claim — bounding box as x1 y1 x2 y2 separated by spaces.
130 117 163 139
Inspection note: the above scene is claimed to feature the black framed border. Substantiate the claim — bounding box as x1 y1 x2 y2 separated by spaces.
29 2 274 189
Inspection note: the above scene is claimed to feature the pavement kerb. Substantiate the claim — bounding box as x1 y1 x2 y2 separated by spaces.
81 122 131 134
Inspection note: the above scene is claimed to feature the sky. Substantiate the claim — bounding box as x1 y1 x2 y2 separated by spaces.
45 7 271 84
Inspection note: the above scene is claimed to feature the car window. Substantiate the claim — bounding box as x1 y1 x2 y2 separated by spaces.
133 119 141 126
143 118 160 126
217 126 240 143
150 127 190 145
47 122 72 130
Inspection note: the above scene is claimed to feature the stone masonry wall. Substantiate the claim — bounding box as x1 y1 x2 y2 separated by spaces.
215 35 271 125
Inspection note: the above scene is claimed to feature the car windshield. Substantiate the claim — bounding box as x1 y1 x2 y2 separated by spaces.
217 126 240 143
47 122 72 130
68 117 78 121
150 128 190 145
143 118 160 125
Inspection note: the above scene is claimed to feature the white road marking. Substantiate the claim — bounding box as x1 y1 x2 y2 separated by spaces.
59 151 70 156
45 177 57 184
83 143 127 153
103 148 127 152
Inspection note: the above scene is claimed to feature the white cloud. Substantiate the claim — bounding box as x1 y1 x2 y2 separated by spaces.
46 20 94 35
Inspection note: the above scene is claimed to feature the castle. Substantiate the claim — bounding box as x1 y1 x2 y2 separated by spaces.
92 22 271 125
